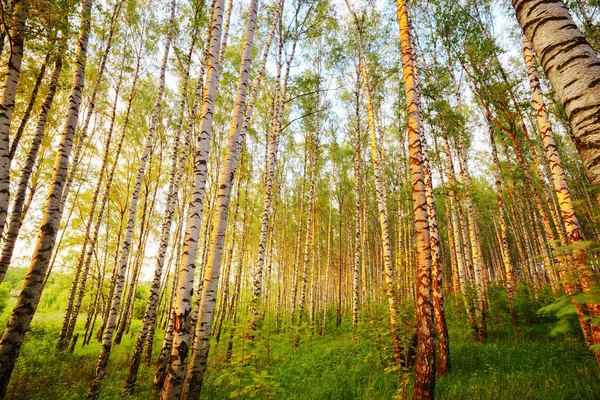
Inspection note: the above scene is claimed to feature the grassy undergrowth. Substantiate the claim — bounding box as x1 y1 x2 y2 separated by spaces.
2 287 600 399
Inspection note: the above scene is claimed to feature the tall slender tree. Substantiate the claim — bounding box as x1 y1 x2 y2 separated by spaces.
346 0 404 367
160 0 226 396
0 1 93 395
182 0 262 396
0 0 29 241
396 0 436 397
512 0 600 203
0 49 63 284
86 1 176 396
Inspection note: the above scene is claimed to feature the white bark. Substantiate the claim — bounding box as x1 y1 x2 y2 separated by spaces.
87 1 175 396
0 1 93 395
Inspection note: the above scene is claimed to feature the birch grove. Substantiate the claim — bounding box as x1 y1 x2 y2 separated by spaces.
2 0 600 398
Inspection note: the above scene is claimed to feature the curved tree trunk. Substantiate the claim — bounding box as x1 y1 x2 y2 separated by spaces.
58 0 124 218
512 0 600 203
8 51 49 161
522 33 600 363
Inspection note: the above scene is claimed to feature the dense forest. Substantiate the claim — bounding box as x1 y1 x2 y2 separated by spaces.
1 0 600 398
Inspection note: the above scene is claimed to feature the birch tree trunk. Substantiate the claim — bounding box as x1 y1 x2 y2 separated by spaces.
86 1 175 396
512 0 600 203
346 0 403 367
58 0 123 217
8 50 49 161
322 207 332 335
93 44 142 341
422 136 449 376
522 33 600 363
298 126 318 326
488 124 516 325
396 0 435 396
124 17 199 392
250 0 285 333
0 53 62 284
181 0 262 396
152 196 186 392
151 14 214 393
352 79 361 329
0 0 29 242
56 53 128 351
456 133 487 342
0 1 93 395
160 0 226 396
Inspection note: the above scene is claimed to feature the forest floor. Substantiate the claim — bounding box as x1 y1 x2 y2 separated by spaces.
2 293 600 400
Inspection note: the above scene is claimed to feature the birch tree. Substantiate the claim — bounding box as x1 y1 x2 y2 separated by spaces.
0 0 29 241
181 0 263 396
160 0 226 396
346 0 404 368
512 0 600 203
0 0 93 395
396 0 436 396
86 1 176 396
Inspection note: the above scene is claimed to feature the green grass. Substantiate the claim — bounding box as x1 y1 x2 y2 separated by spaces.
2 295 600 399
436 322 600 399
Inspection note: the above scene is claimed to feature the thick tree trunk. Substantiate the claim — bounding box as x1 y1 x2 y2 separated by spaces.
512 0 600 203
0 1 93 396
